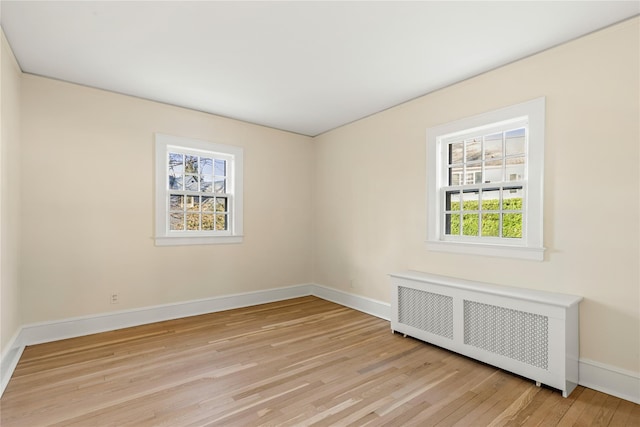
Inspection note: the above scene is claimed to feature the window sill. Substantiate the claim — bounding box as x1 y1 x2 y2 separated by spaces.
155 235 244 246
426 240 545 261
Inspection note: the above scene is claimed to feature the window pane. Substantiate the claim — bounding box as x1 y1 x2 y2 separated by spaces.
481 189 500 211
200 157 213 175
201 175 213 192
185 175 199 191
503 187 523 210
169 153 184 174
506 157 525 181
169 175 183 190
186 195 200 212
484 133 502 160
201 196 214 212
216 197 227 213
169 195 184 211
185 155 199 173
214 159 226 176
505 128 525 156
462 213 479 236
465 138 482 162
216 214 228 231
474 171 482 184
170 213 184 231
449 142 463 165
445 213 460 235
449 165 463 186
462 189 479 211
446 191 461 211
481 213 500 237
503 213 522 238
465 168 481 184
186 213 200 230
214 178 226 194
202 214 215 230
484 159 503 183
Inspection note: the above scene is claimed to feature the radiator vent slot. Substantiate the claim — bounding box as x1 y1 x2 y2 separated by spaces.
398 286 453 340
463 300 549 370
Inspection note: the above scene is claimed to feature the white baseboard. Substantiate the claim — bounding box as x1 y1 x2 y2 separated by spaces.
578 359 640 404
0 330 24 396
311 283 390 320
19 284 313 347
0 283 312 397
1 283 637 405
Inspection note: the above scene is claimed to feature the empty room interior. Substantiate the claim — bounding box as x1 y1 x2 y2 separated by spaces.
0 1 639 426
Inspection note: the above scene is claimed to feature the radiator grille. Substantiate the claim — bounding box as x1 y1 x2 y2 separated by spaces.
398 286 453 340
464 300 549 370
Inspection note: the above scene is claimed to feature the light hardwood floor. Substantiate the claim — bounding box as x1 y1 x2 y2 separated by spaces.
1 296 638 426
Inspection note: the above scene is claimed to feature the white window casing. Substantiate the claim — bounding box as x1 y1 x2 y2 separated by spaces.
155 133 244 246
426 97 545 260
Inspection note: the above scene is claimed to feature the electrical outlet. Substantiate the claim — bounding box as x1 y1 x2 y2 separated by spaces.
110 292 119 304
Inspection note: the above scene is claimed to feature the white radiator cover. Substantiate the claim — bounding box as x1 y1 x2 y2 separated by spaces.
390 271 582 397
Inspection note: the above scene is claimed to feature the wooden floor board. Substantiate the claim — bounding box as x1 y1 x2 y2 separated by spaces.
1 296 637 426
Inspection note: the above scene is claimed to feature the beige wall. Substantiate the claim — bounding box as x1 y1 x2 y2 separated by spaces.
313 18 639 373
20 75 313 323
1 30 22 355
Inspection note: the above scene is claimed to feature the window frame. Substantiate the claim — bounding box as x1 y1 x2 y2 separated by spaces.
426 97 545 260
155 133 243 246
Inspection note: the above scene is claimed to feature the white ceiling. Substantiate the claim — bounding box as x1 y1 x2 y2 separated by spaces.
1 1 638 136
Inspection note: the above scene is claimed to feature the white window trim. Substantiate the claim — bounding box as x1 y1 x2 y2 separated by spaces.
155 133 244 246
426 97 545 261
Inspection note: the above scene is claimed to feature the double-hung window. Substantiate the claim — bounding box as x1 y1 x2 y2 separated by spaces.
155 134 243 246
427 98 545 260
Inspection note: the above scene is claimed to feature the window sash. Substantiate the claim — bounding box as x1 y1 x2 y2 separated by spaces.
441 184 525 241
166 193 233 235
